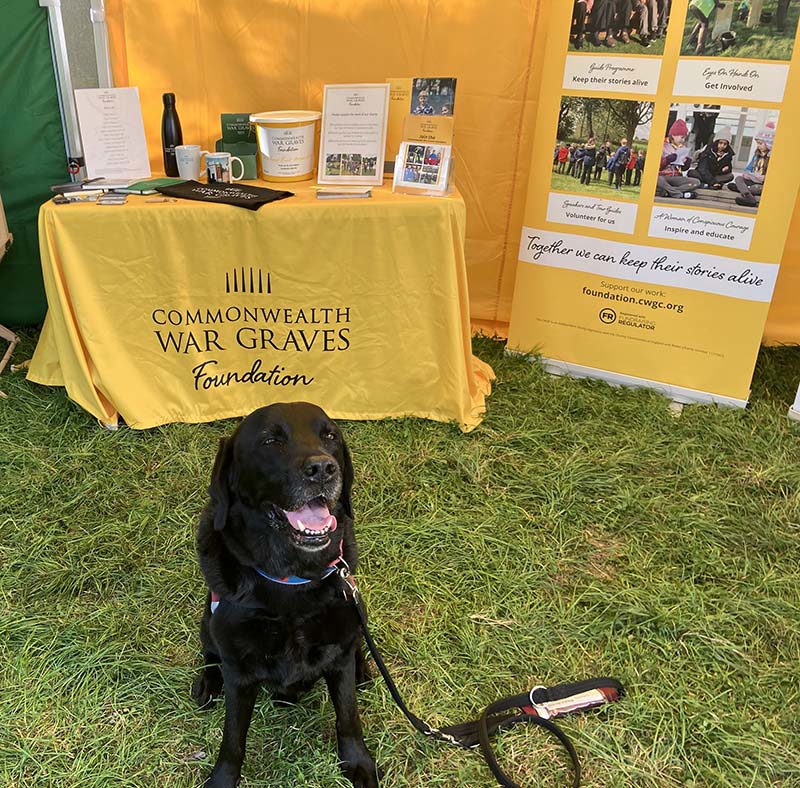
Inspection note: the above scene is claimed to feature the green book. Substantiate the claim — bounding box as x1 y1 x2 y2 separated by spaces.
115 177 187 194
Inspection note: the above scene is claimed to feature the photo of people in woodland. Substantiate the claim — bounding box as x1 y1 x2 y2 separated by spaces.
568 0 672 54
653 104 778 214
680 0 798 60
552 97 653 202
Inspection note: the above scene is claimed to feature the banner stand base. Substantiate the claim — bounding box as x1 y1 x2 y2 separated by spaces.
506 350 748 409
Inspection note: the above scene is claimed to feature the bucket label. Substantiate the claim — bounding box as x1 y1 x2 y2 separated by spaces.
257 122 316 178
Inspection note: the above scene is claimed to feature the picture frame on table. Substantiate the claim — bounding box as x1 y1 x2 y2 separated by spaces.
317 84 390 186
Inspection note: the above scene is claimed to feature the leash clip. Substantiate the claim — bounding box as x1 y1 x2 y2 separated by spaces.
338 564 359 602
528 685 552 719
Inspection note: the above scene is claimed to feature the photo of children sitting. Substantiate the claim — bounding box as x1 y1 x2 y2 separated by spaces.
687 127 734 189
727 121 774 207
551 97 653 202
653 105 778 214
680 0 799 60
569 0 672 53
656 119 701 200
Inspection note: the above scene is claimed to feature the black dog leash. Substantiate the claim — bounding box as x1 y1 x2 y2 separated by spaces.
338 565 624 787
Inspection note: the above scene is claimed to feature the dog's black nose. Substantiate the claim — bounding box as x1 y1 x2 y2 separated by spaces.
303 455 338 482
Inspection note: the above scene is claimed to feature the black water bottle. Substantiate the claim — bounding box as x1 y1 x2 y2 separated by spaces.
161 93 183 176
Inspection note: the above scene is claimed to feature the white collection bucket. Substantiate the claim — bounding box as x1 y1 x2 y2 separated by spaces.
249 110 321 183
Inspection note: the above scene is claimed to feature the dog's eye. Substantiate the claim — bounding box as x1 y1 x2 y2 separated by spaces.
322 431 337 441
264 436 284 446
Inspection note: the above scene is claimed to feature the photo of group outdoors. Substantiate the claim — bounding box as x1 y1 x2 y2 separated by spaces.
568 0 672 54
552 97 652 202
410 77 456 116
681 0 799 59
400 144 444 185
653 104 778 214
324 153 378 177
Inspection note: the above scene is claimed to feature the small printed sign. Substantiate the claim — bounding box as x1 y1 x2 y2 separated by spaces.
649 206 755 251
673 60 789 103
548 193 638 235
563 56 662 95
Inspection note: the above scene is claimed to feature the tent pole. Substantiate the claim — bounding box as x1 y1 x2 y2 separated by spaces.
39 0 85 181
89 0 114 88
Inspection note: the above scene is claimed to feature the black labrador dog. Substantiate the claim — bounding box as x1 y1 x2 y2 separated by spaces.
192 402 378 788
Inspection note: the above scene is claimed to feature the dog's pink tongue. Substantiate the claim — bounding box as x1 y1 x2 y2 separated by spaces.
284 500 337 532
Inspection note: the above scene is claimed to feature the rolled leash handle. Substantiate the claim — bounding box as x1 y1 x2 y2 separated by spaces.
474 678 625 788
524 679 624 719
338 569 625 787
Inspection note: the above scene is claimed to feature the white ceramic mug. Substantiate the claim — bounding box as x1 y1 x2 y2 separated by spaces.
205 152 245 183
175 145 210 180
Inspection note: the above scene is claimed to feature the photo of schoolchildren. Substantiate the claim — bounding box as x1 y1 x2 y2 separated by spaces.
569 0 672 53
551 96 652 202
410 78 458 116
653 104 779 214
680 0 799 60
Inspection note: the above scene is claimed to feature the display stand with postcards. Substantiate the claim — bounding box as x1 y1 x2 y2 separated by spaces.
386 77 456 197
392 142 453 196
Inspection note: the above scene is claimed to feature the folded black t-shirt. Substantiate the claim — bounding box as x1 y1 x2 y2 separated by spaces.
155 180 293 210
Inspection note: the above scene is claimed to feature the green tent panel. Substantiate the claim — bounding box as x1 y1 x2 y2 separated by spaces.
0 0 68 325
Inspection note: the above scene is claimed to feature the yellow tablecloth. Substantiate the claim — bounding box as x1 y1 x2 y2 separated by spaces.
28 183 494 431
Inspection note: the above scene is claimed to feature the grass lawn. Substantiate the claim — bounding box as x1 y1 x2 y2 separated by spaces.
551 171 643 202
568 32 667 56
681 1 800 60
2 329 800 787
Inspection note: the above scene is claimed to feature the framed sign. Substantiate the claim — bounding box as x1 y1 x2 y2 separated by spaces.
317 84 390 186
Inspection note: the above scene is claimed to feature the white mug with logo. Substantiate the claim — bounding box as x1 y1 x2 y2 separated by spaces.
175 145 210 180
205 152 245 183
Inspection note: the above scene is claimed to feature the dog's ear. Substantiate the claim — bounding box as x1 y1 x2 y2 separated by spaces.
340 439 354 520
209 436 236 531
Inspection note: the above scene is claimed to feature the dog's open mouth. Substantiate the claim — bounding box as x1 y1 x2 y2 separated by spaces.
282 496 338 549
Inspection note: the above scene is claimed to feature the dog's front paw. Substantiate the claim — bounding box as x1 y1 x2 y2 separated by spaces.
342 752 379 788
192 665 223 709
203 764 240 788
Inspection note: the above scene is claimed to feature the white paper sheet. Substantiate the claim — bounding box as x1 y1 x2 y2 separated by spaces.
75 88 151 180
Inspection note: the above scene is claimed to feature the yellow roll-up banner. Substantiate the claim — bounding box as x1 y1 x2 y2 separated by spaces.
508 0 800 405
